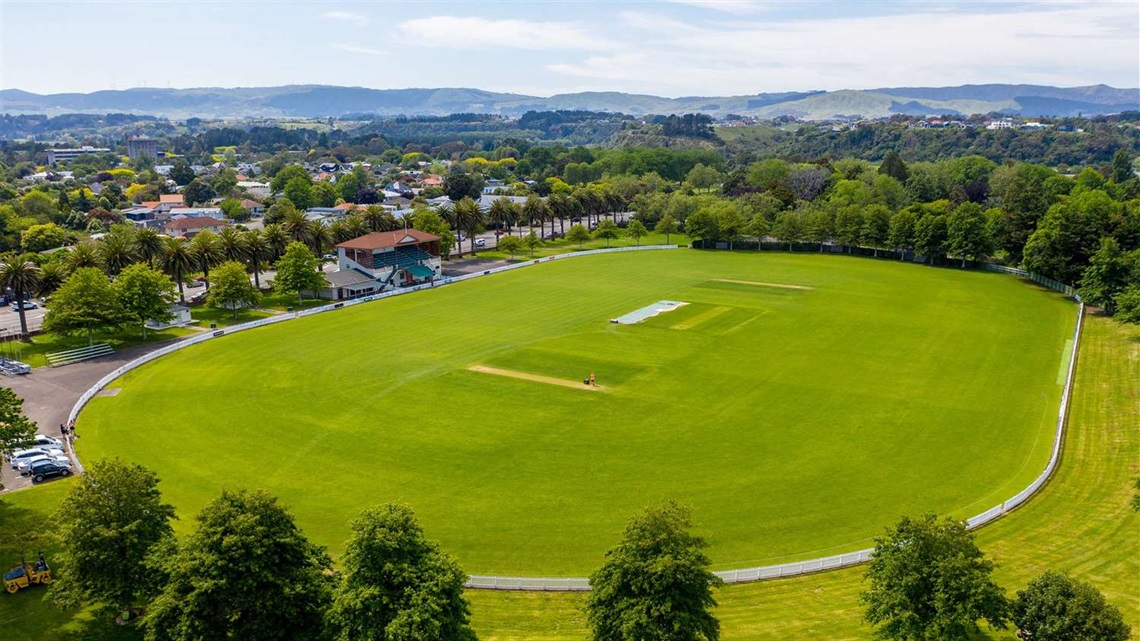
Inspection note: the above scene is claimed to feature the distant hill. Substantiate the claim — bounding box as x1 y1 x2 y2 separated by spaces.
0 84 1136 120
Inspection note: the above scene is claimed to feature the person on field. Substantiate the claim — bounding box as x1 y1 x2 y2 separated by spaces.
589 372 596 386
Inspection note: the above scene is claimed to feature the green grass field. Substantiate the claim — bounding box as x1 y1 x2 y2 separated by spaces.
73 251 1075 576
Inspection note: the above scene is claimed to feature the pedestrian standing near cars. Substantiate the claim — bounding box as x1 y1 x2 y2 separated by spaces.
59 423 67 438
589 372 596 387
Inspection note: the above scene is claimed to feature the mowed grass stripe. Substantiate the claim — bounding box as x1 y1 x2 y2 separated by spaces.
77 252 1074 576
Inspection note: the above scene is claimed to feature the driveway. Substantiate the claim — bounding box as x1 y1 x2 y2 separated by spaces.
0 338 183 492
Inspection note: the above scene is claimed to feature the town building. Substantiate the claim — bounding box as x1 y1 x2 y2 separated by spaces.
46 146 110 165
127 136 159 161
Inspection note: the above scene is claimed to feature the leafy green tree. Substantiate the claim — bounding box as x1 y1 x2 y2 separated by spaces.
328 504 477 641
115 263 177 339
168 160 195 186
1011 571 1131 641
0 255 40 337
861 514 1008 641
587 501 722 641
0 387 36 489
273 241 327 305
284 176 314 211
523 231 543 256
878 151 909 183
655 213 679 245
219 197 250 222
567 223 591 249
51 460 176 616
1111 150 1134 185
835 206 865 251
626 219 648 246
888 209 918 259
915 214 948 265
1024 190 1120 283
21 222 71 252
1078 238 1132 313
159 236 195 303
803 208 832 250
207 261 260 319
143 490 333 641
947 202 993 266
498 234 522 258
443 170 483 202
181 179 216 208
43 267 126 346
1115 285 1140 324
312 180 339 208
863 204 892 256
411 208 455 260
773 211 805 250
264 199 298 225
594 219 620 248
269 165 310 194
685 164 721 192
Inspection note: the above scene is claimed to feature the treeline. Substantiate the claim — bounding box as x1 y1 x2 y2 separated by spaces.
728 118 1140 166
23 456 1134 641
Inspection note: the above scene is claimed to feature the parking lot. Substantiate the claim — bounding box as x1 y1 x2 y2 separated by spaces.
0 304 46 335
1 339 181 492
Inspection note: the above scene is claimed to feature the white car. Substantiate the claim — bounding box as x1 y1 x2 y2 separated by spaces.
31 434 65 451
8 448 54 470
19 453 71 475
475 238 486 247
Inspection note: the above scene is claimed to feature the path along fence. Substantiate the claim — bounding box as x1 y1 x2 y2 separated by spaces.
65 245 1084 590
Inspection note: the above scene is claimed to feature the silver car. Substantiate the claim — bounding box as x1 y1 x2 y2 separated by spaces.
19 453 71 475
8 448 52 470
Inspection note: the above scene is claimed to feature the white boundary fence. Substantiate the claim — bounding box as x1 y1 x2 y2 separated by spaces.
64 249 1084 591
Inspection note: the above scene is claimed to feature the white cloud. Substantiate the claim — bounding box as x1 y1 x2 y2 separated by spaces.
397 16 620 51
331 44 386 57
322 10 367 25
545 4 1140 95
667 0 769 14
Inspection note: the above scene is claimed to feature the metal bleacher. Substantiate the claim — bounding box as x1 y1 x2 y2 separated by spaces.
371 247 432 270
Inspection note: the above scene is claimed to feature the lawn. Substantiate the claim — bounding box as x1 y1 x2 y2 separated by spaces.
466 316 1139 640
0 326 194 369
75 251 1075 576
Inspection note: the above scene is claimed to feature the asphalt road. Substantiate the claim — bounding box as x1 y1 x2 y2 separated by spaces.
0 305 46 334
0 339 182 493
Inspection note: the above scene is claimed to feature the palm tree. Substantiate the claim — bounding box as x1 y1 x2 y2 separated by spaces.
361 205 397 232
0 255 40 338
133 227 164 268
283 209 313 246
261 223 289 261
309 221 334 256
244 231 271 290
218 227 249 263
341 213 367 241
437 203 461 257
547 193 574 236
487 197 517 234
454 197 484 256
522 195 549 239
189 230 224 289
159 236 195 303
97 233 136 276
328 219 353 245
66 240 103 272
37 261 69 296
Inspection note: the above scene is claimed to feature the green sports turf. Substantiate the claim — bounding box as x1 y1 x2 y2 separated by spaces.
75 251 1076 576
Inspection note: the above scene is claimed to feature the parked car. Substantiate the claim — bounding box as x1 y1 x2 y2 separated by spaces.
8 448 51 470
20 454 71 476
10 300 37 310
31 434 64 451
29 460 71 484
16 449 67 474
475 238 486 248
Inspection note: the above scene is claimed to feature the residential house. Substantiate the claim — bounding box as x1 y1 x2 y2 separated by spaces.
240 199 265 215
164 216 226 238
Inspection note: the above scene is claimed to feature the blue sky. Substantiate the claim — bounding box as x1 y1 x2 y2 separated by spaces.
2 1 1137 96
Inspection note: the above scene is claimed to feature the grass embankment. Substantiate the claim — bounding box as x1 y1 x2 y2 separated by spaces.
466 317 1139 640
460 231 688 261
77 252 1072 575
0 327 194 369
